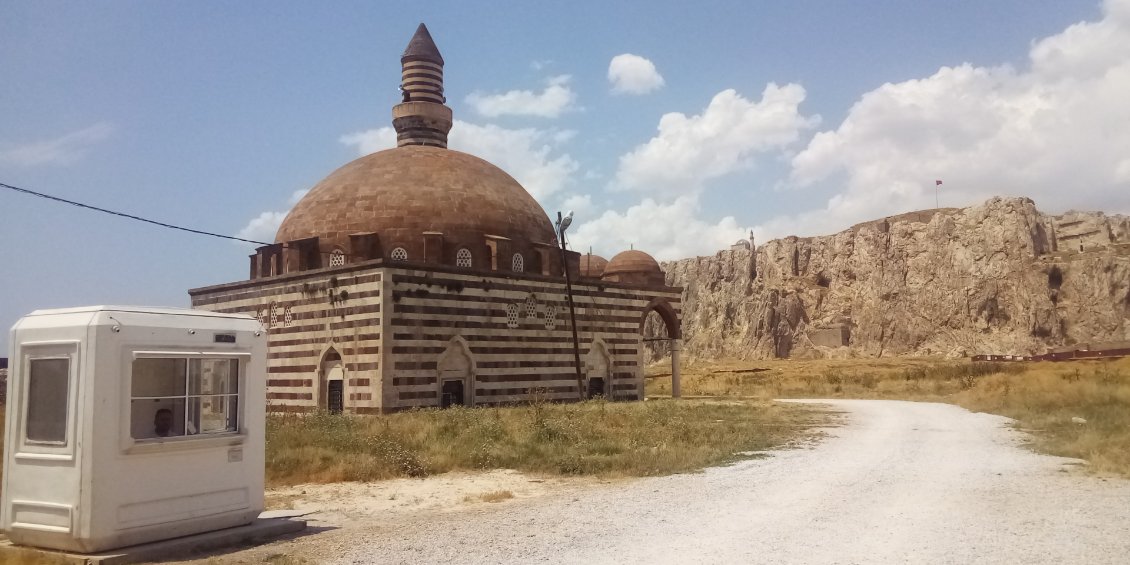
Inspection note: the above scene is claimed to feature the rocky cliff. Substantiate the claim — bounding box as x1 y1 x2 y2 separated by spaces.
662 197 1130 359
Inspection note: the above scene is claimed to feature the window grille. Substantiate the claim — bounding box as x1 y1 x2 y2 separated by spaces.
456 248 473 268
329 249 346 267
512 253 524 272
505 304 521 328
283 305 293 326
390 247 408 262
543 304 558 330
269 302 278 328
525 295 539 319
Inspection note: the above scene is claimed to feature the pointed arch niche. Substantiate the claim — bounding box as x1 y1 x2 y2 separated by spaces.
584 337 613 398
437 336 475 408
318 346 346 413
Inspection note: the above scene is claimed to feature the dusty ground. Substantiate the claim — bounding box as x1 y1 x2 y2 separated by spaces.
184 400 1130 564
262 469 604 528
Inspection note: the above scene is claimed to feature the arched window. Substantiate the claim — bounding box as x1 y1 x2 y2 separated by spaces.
390 247 408 262
268 302 278 329
329 249 346 267
456 248 473 268
511 253 525 272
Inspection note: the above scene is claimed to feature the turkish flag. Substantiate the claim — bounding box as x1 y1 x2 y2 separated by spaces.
935 180 943 186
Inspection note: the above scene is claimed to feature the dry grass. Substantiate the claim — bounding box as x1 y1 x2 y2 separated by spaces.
265 398 823 487
649 356 1130 476
0 398 820 497
0 548 75 565
465 490 515 503
951 360 1130 475
645 357 1025 400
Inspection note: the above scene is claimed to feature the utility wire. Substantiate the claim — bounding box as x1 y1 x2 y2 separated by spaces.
2 180 271 246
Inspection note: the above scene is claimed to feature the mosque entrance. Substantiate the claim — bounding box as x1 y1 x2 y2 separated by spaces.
319 348 345 413
437 337 474 408
327 380 344 414
641 299 682 398
440 380 465 408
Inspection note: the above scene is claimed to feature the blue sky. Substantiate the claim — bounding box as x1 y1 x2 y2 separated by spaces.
3 0 1129 350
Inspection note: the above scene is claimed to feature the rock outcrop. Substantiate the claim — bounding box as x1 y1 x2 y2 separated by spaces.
663 197 1130 359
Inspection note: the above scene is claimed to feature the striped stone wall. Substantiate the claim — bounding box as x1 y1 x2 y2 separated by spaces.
190 262 681 413
189 263 384 413
384 267 681 410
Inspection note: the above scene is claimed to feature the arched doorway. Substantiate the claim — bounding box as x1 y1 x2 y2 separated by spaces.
584 338 612 399
437 337 474 408
640 298 682 398
318 348 345 413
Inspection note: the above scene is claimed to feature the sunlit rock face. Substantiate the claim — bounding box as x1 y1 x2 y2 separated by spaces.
664 197 1130 360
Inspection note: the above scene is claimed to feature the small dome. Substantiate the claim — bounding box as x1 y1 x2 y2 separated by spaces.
276 146 556 258
579 254 608 278
602 250 665 286
604 250 661 276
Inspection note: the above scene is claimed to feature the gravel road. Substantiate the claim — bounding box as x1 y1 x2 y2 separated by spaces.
305 400 1130 564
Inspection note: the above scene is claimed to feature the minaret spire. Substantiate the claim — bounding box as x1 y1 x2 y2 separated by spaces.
393 23 453 148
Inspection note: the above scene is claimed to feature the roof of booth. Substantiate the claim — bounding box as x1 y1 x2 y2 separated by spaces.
23 306 253 319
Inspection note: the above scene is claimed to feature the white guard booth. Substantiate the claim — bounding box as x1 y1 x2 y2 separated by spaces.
2 306 266 553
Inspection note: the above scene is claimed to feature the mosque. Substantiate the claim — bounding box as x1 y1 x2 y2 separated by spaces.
189 24 682 413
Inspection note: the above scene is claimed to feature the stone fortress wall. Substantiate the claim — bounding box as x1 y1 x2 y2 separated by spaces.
665 197 1130 360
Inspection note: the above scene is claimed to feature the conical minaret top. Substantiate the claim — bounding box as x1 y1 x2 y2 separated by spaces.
393 23 453 148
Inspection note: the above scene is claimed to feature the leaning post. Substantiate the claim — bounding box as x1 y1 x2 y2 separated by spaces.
556 211 585 400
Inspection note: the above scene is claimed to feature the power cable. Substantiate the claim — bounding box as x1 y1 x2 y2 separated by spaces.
1 180 271 246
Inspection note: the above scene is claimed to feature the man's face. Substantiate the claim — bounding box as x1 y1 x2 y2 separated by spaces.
155 411 173 436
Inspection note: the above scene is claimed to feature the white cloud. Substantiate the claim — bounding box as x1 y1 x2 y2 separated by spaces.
235 188 309 244
235 189 310 245
339 120 578 201
339 128 396 155
559 193 595 218
286 188 309 205
236 211 287 245
779 0 1130 238
0 122 114 167
569 195 748 261
465 75 577 118
613 84 819 197
608 54 665 95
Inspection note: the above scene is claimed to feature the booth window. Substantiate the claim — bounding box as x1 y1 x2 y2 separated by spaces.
130 357 240 440
26 358 70 444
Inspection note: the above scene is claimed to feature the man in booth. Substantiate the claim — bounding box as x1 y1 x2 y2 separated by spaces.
154 408 174 437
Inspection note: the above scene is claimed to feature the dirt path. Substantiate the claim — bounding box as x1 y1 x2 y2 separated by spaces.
203 400 1130 564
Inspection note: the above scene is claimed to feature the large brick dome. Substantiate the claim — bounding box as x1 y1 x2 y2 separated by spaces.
276 145 556 261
